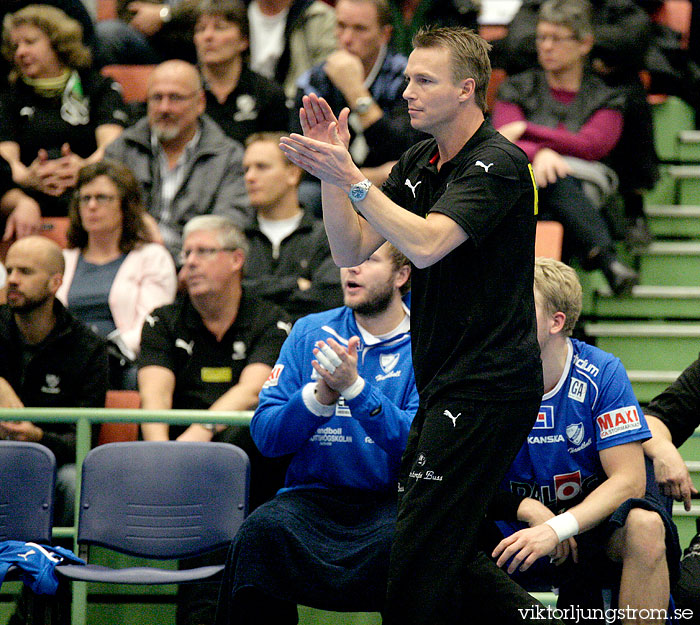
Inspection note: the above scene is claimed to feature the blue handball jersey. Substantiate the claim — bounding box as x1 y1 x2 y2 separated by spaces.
501 338 651 514
251 305 418 494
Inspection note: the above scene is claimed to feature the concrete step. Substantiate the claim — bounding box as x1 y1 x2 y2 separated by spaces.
593 285 700 319
645 165 700 206
665 165 700 205
679 130 700 162
672 513 698 550
298 608 381 625
644 168 679 205
638 241 700 286
651 96 695 162
627 369 680 403
673 505 700 517
584 322 700 370
646 204 700 238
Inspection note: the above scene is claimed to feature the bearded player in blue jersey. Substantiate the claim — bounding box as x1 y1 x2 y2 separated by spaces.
492 257 680 624
216 242 418 625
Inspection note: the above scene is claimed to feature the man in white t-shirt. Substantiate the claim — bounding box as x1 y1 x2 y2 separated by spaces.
246 0 337 99
241 132 342 320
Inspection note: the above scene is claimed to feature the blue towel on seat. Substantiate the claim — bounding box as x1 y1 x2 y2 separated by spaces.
0 541 84 595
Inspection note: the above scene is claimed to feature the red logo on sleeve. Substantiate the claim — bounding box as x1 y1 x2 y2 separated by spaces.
262 364 284 388
596 406 641 439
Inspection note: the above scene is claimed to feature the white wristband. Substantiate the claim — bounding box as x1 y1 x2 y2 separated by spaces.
544 511 579 542
340 376 365 400
301 382 335 417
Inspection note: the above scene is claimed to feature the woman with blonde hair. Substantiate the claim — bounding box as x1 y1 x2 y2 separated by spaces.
0 5 129 217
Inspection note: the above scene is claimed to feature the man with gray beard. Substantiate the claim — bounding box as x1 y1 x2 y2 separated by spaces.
105 60 250 260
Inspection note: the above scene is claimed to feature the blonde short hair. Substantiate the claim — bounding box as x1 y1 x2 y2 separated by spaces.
2 5 91 81
533 257 582 336
413 26 492 113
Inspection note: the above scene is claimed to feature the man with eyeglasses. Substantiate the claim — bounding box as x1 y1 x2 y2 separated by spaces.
491 0 659 254
493 0 638 296
137 214 292 623
104 60 250 260
137 214 290 475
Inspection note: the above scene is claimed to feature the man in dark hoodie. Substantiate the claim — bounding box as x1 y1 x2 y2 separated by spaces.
0 235 108 527
242 132 343 321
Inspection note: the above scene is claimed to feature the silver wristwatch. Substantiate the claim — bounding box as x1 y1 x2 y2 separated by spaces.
354 96 373 115
348 178 372 202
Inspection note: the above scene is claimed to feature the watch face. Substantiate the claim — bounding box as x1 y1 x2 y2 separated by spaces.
355 97 372 114
349 180 370 201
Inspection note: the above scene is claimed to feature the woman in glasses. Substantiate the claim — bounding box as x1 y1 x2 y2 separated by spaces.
56 159 177 388
493 0 638 297
0 5 129 217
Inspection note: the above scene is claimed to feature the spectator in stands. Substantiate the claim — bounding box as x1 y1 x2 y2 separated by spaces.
639 0 700 136
194 0 289 146
55 160 177 389
104 60 250 260
244 0 337 100
242 132 342 321
493 0 639 295
137 214 290 496
293 0 424 190
490 0 658 252
0 235 109 527
386 0 480 57
490 256 680 623
216 242 416 625
0 5 130 217
492 0 651 78
0 0 96 84
137 214 291 625
96 0 199 66
1 153 42 241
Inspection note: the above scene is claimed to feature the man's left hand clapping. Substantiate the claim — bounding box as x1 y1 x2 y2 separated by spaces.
312 336 361 394
279 94 363 190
